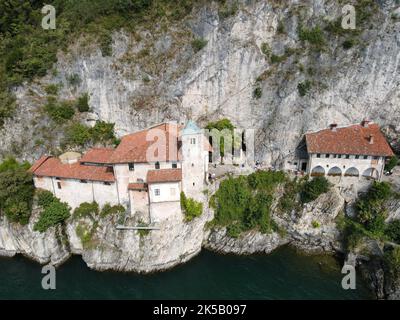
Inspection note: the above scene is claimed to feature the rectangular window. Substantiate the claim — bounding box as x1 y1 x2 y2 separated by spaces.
154 188 160 196
363 155 368 159
57 182 62 189
80 180 88 183
172 162 177 169
128 163 134 171
170 188 176 196
346 155 350 159
103 182 111 186
333 154 337 158
355 155 360 159
325 154 329 158
338 154 342 158
316 154 321 158
373 156 379 160
190 138 196 144
155 162 160 169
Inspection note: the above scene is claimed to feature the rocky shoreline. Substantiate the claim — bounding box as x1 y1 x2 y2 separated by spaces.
2 185 399 298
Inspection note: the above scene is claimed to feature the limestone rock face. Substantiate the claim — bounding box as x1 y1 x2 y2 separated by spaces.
0 208 70 266
284 187 345 253
204 228 288 255
1 1 399 165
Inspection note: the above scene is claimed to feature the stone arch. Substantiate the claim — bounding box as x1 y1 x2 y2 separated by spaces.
328 166 342 176
344 167 359 177
311 165 325 176
362 167 379 179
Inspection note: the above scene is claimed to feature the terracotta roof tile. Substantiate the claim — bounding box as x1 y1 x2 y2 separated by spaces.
30 157 115 182
128 183 147 190
28 155 51 173
147 168 182 184
305 123 394 157
80 148 115 164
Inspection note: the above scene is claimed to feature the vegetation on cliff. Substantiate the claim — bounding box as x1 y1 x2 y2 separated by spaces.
34 189 71 232
180 192 203 222
339 181 400 250
0 158 34 225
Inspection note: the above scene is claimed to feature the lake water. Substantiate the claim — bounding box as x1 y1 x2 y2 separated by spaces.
0 246 373 299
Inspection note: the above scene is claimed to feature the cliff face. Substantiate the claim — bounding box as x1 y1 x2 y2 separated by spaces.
1 0 399 163
0 200 213 273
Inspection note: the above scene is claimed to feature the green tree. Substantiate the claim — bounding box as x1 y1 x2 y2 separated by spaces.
300 176 330 203
34 200 71 233
0 158 34 225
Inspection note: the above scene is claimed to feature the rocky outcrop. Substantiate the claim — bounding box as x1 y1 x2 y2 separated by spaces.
0 200 213 273
0 207 70 266
1 0 400 165
204 228 287 254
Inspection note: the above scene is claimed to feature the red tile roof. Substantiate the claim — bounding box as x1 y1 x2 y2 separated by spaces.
30 157 115 182
147 168 182 184
80 148 115 164
28 155 51 173
128 183 147 190
108 123 182 163
305 123 394 157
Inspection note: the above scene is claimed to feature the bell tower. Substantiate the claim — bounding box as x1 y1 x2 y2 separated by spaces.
181 120 206 200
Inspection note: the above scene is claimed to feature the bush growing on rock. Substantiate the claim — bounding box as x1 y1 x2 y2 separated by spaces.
76 93 90 112
74 202 99 219
0 158 34 225
210 171 285 237
300 176 330 203
180 192 203 222
36 189 56 208
100 203 125 217
34 200 71 233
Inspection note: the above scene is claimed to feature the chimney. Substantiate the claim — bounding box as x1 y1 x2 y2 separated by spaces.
369 134 374 144
361 119 370 128
329 123 337 131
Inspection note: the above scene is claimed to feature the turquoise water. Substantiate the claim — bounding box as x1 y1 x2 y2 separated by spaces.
0 247 373 299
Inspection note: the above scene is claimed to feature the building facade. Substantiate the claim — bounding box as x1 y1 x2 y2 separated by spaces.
293 120 394 181
29 121 210 222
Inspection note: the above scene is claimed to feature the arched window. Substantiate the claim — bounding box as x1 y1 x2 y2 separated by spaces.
155 161 160 170
344 167 359 177
311 166 325 177
328 166 342 176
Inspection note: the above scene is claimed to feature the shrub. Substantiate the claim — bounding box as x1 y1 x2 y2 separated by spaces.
385 220 400 244
0 90 16 127
36 189 56 208
261 42 271 56
76 93 90 112
191 38 208 52
44 84 59 95
67 74 81 87
342 38 355 50
253 87 262 99
74 202 99 219
312 220 320 228
298 80 312 96
247 170 286 191
90 121 116 143
277 20 285 34
34 200 71 232
100 203 125 217
298 25 325 47
270 54 286 64
65 123 91 146
180 192 203 221
44 98 75 123
76 224 92 247
300 176 330 203
385 156 398 172
226 223 244 238
385 247 400 277
0 158 34 225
